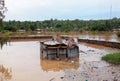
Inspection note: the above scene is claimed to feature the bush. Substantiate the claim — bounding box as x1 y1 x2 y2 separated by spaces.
102 52 120 64
117 31 120 37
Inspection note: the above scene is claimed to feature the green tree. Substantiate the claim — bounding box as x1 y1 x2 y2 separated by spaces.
0 0 8 48
0 0 7 31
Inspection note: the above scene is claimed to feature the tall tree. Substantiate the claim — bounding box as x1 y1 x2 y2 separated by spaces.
0 0 7 19
0 0 8 48
0 0 7 31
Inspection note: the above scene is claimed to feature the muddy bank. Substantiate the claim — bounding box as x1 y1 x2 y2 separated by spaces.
62 62 120 81
0 35 52 41
78 39 120 49
61 43 120 81
7 36 52 42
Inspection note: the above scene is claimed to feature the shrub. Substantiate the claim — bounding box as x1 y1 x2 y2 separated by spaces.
117 31 120 37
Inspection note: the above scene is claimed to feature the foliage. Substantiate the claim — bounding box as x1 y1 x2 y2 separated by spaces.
0 0 7 19
117 31 120 37
0 36 10 49
0 0 7 31
102 52 120 65
1 18 120 33
0 0 8 49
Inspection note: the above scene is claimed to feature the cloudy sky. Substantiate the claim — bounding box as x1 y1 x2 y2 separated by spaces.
4 0 120 21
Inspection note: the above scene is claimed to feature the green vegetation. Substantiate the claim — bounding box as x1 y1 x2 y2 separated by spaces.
117 31 120 37
0 17 120 33
0 0 8 48
0 36 10 49
102 52 120 64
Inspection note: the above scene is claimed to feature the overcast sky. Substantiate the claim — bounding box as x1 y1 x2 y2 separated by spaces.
4 0 120 21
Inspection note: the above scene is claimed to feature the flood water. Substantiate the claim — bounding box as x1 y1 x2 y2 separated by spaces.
78 32 120 42
0 41 120 81
29 31 120 42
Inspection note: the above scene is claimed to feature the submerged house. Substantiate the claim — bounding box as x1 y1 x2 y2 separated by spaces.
40 41 79 60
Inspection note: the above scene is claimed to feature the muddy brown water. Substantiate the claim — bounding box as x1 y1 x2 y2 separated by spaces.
0 41 120 81
30 31 120 42
9 31 120 42
78 32 120 42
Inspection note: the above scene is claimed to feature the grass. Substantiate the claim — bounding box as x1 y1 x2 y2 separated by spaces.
102 52 120 65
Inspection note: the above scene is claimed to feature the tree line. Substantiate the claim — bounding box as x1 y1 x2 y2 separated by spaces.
1 17 120 33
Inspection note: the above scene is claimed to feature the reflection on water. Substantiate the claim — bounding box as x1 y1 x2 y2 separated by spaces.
0 65 12 81
40 58 79 72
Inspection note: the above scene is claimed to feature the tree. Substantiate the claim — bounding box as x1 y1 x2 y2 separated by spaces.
0 0 7 19
0 0 8 48
0 0 7 31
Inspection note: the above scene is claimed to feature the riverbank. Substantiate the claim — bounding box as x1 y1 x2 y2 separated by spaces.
61 43 120 81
